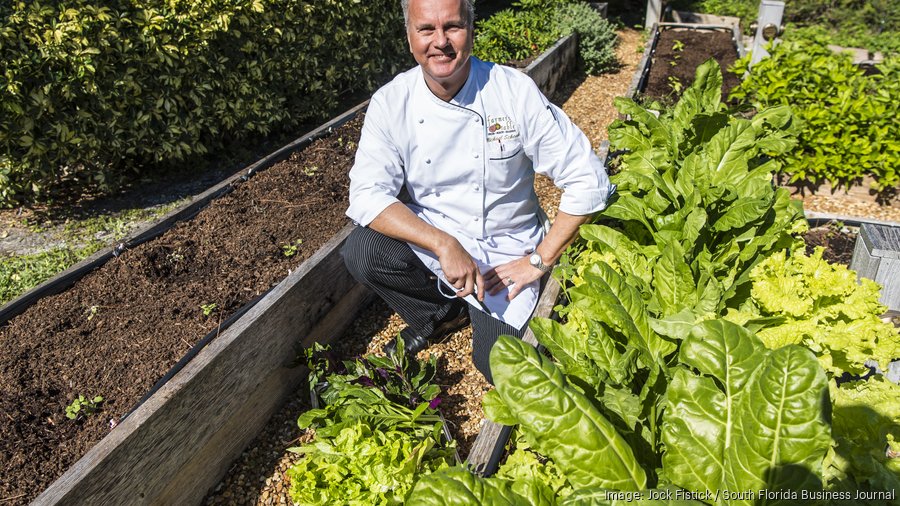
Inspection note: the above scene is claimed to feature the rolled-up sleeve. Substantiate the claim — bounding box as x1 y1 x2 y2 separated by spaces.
346 94 406 226
520 84 616 216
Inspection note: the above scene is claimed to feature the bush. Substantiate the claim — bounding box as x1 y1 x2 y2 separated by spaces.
473 0 618 74
730 40 900 191
0 0 409 206
554 2 618 74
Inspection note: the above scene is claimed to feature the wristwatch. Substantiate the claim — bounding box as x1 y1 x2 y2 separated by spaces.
529 253 553 273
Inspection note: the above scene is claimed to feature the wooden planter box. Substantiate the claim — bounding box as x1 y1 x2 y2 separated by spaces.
15 31 584 504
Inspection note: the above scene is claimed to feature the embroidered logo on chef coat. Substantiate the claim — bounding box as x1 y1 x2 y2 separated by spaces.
485 115 519 142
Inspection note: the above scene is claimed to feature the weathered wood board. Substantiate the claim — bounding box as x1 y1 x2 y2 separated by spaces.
851 223 900 312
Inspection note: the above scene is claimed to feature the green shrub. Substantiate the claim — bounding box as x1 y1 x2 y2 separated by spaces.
730 40 900 191
0 0 408 206
554 2 618 74
473 1 566 64
473 0 618 74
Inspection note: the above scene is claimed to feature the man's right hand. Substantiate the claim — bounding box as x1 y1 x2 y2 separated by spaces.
368 202 484 300
435 238 484 301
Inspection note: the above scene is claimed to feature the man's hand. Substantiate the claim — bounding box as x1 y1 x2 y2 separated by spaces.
483 256 544 301
436 239 484 300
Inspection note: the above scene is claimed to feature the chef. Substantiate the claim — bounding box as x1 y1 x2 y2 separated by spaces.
341 0 615 383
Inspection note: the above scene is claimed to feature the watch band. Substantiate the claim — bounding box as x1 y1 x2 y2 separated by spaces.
530 253 553 273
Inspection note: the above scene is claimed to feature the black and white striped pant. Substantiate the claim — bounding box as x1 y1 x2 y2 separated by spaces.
340 225 529 384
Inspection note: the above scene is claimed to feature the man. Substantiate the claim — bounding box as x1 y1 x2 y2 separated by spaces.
341 0 614 383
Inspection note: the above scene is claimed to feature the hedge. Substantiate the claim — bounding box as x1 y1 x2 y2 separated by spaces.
0 0 409 206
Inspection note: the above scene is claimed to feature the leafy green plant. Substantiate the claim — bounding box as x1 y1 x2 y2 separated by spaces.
288 342 454 505
281 239 303 257
411 61 836 503
65 394 104 420
731 40 900 191
725 248 900 377
200 303 217 316
722 247 900 493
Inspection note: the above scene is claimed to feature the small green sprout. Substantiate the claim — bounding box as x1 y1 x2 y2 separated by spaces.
86 305 100 321
668 75 683 94
66 395 104 420
200 303 218 316
672 39 685 52
281 239 303 257
303 166 318 176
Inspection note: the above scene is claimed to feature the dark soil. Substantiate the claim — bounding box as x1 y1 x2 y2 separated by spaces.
642 28 742 103
0 116 364 504
803 223 859 266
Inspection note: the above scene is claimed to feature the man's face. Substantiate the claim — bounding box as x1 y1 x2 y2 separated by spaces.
407 0 473 97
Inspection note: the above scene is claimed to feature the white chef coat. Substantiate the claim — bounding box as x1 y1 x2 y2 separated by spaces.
346 57 615 329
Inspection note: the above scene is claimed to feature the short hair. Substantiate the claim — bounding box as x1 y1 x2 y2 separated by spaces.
401 0 475 28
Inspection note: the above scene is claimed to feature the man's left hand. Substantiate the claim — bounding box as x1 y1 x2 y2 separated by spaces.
483 256 544 301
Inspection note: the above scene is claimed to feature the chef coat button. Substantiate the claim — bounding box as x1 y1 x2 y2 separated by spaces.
473 216 480 222
418 118 424 124
473 153 479 159
425 158 431 164
473 184 480 191
474 117 480 123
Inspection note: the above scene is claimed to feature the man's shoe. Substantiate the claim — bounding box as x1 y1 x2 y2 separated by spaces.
384 309 470 356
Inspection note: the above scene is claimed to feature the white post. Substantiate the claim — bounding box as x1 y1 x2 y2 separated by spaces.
645 0 662 30
750 0 785 67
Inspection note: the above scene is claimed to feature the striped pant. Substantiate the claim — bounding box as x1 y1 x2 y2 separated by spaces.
340 225 528 384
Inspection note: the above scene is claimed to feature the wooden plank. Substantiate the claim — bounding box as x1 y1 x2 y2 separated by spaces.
465 276 562 476
0 101 368 326
523 34 579 98
851 223 900 312
33 224 369 505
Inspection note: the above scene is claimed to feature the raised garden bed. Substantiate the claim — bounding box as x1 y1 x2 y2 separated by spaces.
628 21 744 102
2 104 370 505
2 31 583 506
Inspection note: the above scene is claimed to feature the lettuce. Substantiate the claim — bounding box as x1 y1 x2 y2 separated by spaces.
827 377 900 491
288 422 453 505
726 248 900 376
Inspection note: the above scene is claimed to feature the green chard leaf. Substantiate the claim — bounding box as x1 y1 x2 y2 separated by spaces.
487 336 648 491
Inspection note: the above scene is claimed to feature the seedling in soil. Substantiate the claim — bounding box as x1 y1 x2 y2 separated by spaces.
66 395 104 420
200 303 218 316
668 75 683 94
670 39 684 66
303 165 318 177
281 239 303 257
85 305 100 321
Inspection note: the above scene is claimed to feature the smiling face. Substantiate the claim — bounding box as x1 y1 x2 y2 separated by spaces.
406 0 473 101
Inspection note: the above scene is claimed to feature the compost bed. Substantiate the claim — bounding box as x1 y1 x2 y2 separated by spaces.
642 27 742 102
0 116 364 504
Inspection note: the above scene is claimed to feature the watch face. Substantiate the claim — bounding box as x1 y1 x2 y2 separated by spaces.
530 253 541 266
